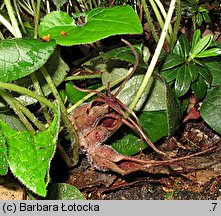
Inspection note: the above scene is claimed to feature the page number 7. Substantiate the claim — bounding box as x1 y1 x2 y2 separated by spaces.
211 203 217 211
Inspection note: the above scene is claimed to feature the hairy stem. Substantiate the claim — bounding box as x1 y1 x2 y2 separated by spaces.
149 0 170 44
34 0 41 39
0 81 55 109
170 0 181 50
129 0 177 111
0 90 35 134
141 0 159 43
30 73 52 124
40 67 79 165
65 73 102 81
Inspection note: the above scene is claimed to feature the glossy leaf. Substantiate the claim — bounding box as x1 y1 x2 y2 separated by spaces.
14 51 69 106
187 63 198 82
173 33 191 58
191 75 207 100
196 63 212 84
191 29 201 50
101 43 148 68
175 64 192 97
0 131 8 175
39 6 142 46
160 53 184 71
46 183 85 200
190 34 213 59
0 102 60 197
201 86 221 134
0 38 56 82
204 60 221 86
195 48 221 58
161 66 180 83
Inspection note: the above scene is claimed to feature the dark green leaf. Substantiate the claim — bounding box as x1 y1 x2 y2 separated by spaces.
190 34 213 59
0 38 56 82
173 33 191 58
191 75 207 100
204 60 221 86
161 66 180 83
201 86 221 134
0 111 26 131
65 82 87 104
39 6 142 46
14 51 69 106
175 64 192 97
101 44 148 68
0 131 8 175
46 183 85 200
195 48 221 58
202 12 211 23
196 13 203 26
187 63 198 82
139 111 169 143
111 133 147 156
160 53 184 71
197 63 212 84
191 29 201 51
0 102 60 197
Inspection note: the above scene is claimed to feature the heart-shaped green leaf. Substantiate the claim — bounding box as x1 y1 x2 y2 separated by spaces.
0 102 60 197
39 5 142 46
111 75 180 155
14 51 69 106
46 183 85 200
0 38 56 82
201 86 221 134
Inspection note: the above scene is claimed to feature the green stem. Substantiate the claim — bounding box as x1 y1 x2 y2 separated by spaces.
154 0 173 36
4 0 22 38
170 0 181 50
34 0 41 39
129 0 177 111
149 0 170 44
67 68 133 113
13 0 26 34
141 0 159 43
40 67 79 165
17 0 34 16
65 73 102 81
0 90 35 134
0 14 16 36
30 73 52 124
0 81 55 110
